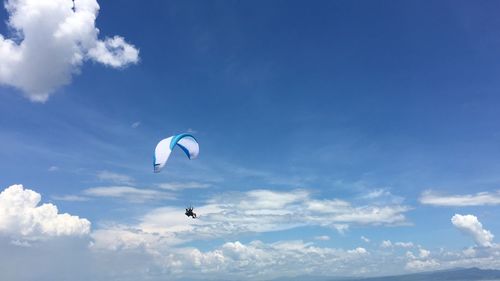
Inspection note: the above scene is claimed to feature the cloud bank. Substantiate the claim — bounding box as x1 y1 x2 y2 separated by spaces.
3 186 500 280
0 0 139 102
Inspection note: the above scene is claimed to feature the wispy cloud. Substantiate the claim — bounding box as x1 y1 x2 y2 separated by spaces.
314 235 330 241
48 166 59 172
420 190 500 206
92 188 411 250
97 170 134 186
131 121 141 128
83 186 174 203
52 195 89 202
158 181 211 191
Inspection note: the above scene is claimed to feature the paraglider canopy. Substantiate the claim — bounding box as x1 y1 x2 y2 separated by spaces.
153 133 199 173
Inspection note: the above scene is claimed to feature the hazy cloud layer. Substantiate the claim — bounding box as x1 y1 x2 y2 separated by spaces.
0 0 139 102
90 189 411 257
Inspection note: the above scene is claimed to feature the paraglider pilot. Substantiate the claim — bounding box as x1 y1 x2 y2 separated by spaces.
185 206 197 219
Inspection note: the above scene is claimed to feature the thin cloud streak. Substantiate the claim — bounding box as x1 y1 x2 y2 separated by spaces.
420 190 500 206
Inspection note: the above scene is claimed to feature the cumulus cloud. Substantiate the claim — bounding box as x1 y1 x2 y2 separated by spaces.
0 184 90 238
451 214 494 247
0 0 139 102
404 248 439 271
420 190 500 206
91 238 372 279
87 36 138 68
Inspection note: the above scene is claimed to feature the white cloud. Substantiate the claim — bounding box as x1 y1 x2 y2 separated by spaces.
91 189 411 253
238 189 309 210
0 0 139 102
381 240 414 249
332 224 349 234
381 240 393 248
404 248 439 271
91 238 373 279
83 186 174 203
395 241 414 248
0 184 90 238
5 233 500 280
158 181 212 191
97 170 134 185
10 239 31 247
48 166 59 172
361 188 404 203
131 121 141 128
451 214 494 247
314 235 330 241
347 247 368 255
361 236 370 243
87 36 139 68
363 189 391 199
0 186 412 279
52 195 89 202
405 258 440 271
419 248 430 258
91 226 181 251
420 190 500 206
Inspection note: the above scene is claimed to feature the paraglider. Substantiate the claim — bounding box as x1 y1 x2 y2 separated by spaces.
153 133 199 173
185 206 197 219
153 133 200 219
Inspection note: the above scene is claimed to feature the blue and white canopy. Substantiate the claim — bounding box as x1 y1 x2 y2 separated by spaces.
153 133 199 173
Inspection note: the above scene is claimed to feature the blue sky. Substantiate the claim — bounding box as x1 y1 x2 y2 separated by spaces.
1 0 500 280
